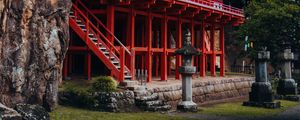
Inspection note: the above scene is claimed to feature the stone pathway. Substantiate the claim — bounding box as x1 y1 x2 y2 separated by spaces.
171 106 300 120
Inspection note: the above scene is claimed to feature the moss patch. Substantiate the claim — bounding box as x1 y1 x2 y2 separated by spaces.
199 100 300 117
50 106 194 120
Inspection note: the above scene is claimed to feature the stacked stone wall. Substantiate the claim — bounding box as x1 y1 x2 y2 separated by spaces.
147 77 255 109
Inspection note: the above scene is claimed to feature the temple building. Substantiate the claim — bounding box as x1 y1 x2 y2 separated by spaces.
64 0 244 82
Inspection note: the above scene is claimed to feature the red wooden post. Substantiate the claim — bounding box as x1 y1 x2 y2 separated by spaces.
220 24 225 76
107 5 115 43
119 47 125 82
175 18 182 80
131 49 135 80
210 24 216 76
200 21 206 77
160 15 168 81
127 8 135 79
146 13 153 82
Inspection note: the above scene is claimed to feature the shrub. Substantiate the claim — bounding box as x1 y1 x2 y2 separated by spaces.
59 82 95 108
90 76 118 92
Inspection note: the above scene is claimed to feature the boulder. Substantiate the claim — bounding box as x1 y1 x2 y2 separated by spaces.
15 104 49 120
0 0 72 111
0 103 22 120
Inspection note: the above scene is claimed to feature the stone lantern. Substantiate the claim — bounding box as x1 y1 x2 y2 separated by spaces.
175 29 201 112
277 48 298 97
243 49 280 108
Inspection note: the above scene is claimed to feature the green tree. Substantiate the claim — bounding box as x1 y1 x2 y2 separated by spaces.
236 0 300 67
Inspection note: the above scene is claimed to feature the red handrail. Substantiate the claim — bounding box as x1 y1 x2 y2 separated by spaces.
74 0 131 55
181 0 244 17
72 5 120 56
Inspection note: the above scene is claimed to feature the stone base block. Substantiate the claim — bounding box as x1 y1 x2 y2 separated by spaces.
277 79 298 95
249 82 274 102
243 101 281 109
275 95 300 101
177 101 198 112
120 80 139 89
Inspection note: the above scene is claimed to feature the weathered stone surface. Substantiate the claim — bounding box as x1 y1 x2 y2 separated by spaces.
15 104 49 120
0 103 22 120
0 0 72 111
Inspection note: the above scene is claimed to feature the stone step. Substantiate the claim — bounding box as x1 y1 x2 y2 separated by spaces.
136 93 159 102
145 100 164 107
146 105 172 112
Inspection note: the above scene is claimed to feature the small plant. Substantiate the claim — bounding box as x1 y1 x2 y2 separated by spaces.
90 76 118 92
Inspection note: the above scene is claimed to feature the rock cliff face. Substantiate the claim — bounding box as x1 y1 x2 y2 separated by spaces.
0 0 71 111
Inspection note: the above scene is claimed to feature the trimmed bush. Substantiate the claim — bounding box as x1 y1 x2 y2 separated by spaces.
90 76 118 92
59 82 95 108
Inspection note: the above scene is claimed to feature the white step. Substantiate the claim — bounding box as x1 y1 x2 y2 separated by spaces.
93 42 102 45
82 29 87 32
99 47 106 50
78 24 85 27
103 51 109 55
90 37 97 41
76 20 81 23
89 34 94 36
125 76 132 79
70 15 75 18
111 61 119 64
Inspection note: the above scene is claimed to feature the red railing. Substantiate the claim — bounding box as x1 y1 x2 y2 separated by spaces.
71 4 129 81
74 0 131 55
180 0 244 16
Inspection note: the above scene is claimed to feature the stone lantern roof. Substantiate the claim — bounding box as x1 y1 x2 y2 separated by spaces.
175 29 201 56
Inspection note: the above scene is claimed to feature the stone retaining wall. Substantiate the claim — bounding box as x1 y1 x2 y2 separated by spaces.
92 91 135 112
147 77 255 109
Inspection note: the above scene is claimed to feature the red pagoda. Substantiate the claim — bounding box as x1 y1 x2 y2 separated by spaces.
64 0 244 82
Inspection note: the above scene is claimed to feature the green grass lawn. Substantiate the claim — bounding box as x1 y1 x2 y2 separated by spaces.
199 100 300 117
50 106 194 120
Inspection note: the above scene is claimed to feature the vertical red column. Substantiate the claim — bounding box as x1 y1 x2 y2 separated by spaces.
63 54 68 79
220 24 225 76
146 13 153 82
161 15 168 81
210 24 216 76
107 5 115 43
200 21 206 77
127 9 135 80
119 48 125 82
175 18 182 80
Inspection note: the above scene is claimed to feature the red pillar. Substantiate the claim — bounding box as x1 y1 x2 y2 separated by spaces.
175 18 182 80
210 24 216 76
63 54 68 79
107 5 115 43
220 24 225 76
146 13 153 82
85 52 91 80
119 48 125 82
127 9 135 79
161 15 168 81
200 22 206 77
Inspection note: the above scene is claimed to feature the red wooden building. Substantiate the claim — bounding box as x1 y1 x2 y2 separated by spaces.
64 0 244 82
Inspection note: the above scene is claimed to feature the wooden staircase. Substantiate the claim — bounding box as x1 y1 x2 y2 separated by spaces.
69 1 132 82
